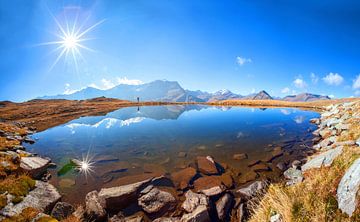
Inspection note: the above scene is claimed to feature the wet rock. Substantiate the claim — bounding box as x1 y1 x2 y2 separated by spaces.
238 171 258 184
301 146 343 172
23 137 35 144
194 174 233 192
85 191 106 220
138 186 176 214
284 168 303 185
171 167 197 190
20 156 50 178
51 202 75 220
237 181 266 199
181 205 210 222
233 153 248 160
178 152 187 158
251 163 271 172
337 158 360 216
247 160 261 167
196 156 219 175
0 181 61 217
182 190 209 213
98 178 152 210
310 118 320 125
216 193 233 220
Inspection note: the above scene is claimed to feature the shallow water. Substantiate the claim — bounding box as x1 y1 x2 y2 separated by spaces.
25 105 319 204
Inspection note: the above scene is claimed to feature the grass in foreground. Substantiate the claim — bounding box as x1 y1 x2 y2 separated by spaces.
0 174 36 207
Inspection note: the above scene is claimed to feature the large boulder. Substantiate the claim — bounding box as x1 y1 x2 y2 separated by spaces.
171 167 197 190
181 205 210 222
301 146 343 172
51 202 75 220
20 156 50 178
182 190 209 213
237 181 266 199
216 193 233 220
85 191 106 220
98 178 151 210
0 181 61 217
138 186 176 214
196 156 219 175
337 158 360 216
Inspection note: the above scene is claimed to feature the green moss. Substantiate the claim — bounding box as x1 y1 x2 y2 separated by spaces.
11 195 23 204
0 175 36 204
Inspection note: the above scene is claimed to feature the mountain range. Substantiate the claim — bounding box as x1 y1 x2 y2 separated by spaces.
39 80 330 102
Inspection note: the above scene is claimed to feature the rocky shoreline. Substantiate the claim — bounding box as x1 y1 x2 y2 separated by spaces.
0 101 359 221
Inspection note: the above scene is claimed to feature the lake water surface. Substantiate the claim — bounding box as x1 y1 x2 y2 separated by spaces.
25 105 319 204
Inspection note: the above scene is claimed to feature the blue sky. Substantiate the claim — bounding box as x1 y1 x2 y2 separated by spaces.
1 0 360 101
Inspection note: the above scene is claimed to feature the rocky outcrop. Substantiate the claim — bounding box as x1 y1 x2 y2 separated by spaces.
182 190 209 213
20 156 50 178
284 168 303 185
301 146 343 171
138 186 176 214
237 181 266 199
0 181 60 217
337 158 360 216
98 178 152 210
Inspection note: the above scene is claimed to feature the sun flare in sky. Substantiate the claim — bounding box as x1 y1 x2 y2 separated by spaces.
39 13 104 71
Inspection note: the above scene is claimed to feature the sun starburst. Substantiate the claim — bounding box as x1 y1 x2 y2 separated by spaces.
38 13 104 71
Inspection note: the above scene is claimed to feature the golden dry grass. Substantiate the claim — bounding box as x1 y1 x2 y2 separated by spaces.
0 174 36 205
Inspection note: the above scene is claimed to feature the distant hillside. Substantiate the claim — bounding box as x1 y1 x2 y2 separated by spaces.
39 80 331 102
283 93 331 102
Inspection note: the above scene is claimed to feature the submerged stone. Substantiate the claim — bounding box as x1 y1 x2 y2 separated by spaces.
171 167 197 190
196 156 219 175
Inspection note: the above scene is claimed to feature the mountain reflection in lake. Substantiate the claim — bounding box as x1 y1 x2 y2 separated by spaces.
25 105 319 204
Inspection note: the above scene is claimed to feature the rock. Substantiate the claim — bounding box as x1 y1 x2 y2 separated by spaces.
247 160 261 167
194 174 233 192
237 181 266 199
51 202 75 220
109 214 125 222
196 156 219 175
276 162 286 171
23 137 35 144
301 146 343 171
319 129 331 138
291 160 302 169
0 181 61 217
138 187 176 214
98 178 151 210
181 205 210 222
337 158 360 216
182 190 209 213
178 152 187 158
251 163 271 172
171 167 197 190
357 137 360 147
216 193 233 220
238 171 258 184
233 153 248 160
20 156 50 178
310 118 320 125
153 217 181 222
270 213 282 222
85 191 106 220
237 203 245 222
201 185 226 197
125 215 145 222
283 168 303 185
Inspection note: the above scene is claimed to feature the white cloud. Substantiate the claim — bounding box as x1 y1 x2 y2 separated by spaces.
116 77 143 85
101 78 116 90
323 72 344 86
251 88 256 94
63 83 82 95
310 73 319 84
328 95 335 98
236 56 252 66
281 87 290 94
353 74 360 89
293 78 307 89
